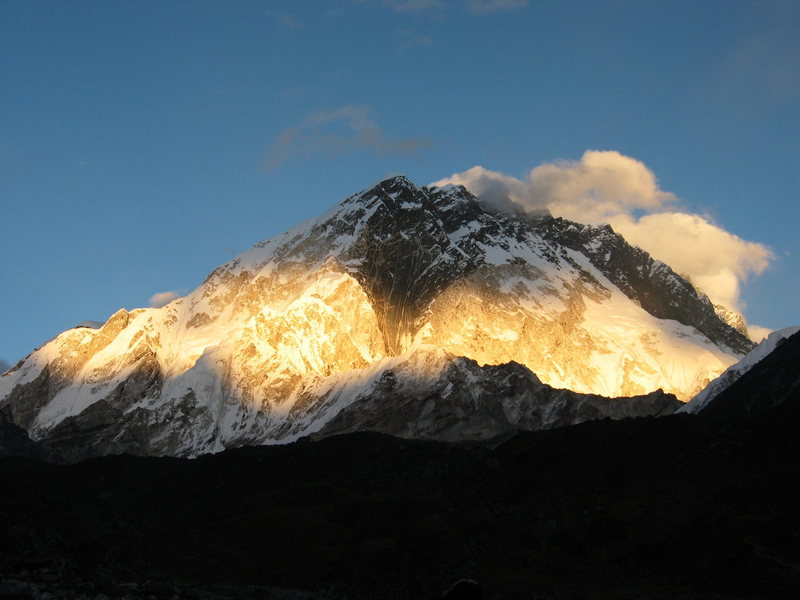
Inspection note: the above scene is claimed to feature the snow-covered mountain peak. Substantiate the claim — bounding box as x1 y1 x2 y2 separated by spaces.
0 176 755 458
209 177 752 356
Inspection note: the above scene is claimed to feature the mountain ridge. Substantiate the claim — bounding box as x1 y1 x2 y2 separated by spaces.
0 176 751 458
680 326 800 414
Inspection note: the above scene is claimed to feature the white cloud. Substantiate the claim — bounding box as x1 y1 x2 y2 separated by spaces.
149 291 181 308
747 324 773 343
606 212 773 311
265 105 430 170
433 151 773 314
433 150 677 220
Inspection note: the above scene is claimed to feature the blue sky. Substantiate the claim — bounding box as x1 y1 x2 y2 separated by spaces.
2 0 799 366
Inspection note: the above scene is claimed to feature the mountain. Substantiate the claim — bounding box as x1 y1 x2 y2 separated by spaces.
0 176 751 458
692 328 800 418
679 326 800 414
713 302 749 337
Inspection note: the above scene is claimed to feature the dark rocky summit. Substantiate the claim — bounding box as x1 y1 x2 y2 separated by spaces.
322 175 752 355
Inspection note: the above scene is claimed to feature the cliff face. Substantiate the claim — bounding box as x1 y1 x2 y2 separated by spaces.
0 176 750 458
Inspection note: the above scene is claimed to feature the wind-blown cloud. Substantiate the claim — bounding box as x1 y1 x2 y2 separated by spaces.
747 324 773 344
434 151 677 220
433 151 774 316
265 105 430 170
149 291 181 308
606 212 772 313
0 359 10 374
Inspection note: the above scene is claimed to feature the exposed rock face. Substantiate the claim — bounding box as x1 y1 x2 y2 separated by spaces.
313 347 680 442
0 176 751 458
535 219 752 355
713 303 749 339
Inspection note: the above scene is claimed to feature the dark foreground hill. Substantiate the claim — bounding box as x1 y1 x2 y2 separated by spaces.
2 394 800 600
2 334 800 599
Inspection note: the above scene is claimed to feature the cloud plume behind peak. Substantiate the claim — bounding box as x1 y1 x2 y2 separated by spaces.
433 151 773 315
149 291 181 308
433 150 677 221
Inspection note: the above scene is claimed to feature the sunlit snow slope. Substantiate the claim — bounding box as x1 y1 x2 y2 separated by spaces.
0 176 752 457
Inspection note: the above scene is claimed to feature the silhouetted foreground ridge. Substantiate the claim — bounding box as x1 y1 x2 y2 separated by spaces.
1 332 799 599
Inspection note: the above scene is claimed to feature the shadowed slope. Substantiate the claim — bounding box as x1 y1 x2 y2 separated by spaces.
2 397 799 599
